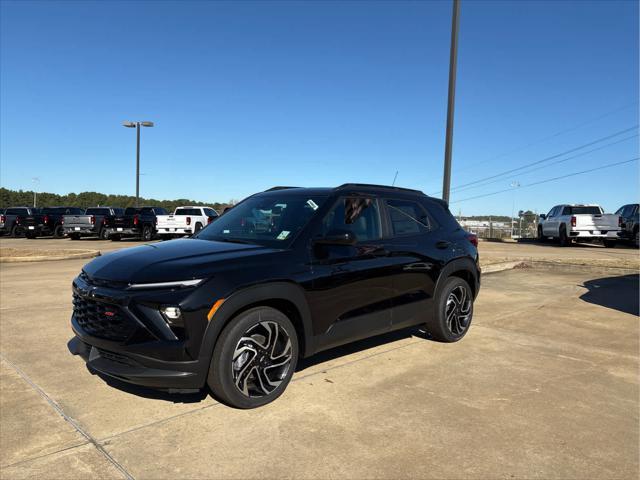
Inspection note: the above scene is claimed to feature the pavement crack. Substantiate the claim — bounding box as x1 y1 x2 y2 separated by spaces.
0 353 135 480
1 441 89 470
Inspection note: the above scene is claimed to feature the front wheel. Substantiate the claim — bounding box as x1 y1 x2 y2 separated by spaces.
424 276 474 343
537 226 546 243
207 306 298 409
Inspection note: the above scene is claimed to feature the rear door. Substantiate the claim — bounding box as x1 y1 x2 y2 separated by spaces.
382 198 442 329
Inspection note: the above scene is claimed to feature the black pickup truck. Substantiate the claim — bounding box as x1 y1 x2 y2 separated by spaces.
21 207 84 239
63 207 125 240
1 207 39 236
107 206 168 241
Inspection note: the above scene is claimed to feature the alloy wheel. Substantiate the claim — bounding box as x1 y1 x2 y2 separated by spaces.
231 320 293 398
445 285 472 336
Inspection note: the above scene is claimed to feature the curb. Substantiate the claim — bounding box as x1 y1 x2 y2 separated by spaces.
0 251 100 263
481 261 527 274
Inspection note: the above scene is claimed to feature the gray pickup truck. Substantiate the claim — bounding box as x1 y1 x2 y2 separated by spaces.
63 207 124 240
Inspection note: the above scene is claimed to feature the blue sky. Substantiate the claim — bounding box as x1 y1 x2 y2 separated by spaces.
1 0 638 215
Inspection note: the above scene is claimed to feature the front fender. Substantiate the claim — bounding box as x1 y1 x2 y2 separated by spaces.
197 281 315 368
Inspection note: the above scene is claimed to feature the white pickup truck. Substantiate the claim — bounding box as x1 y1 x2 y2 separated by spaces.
537 204 620 247
156 206 219 239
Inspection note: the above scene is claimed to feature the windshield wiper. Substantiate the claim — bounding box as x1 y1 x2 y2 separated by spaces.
214 237 256 245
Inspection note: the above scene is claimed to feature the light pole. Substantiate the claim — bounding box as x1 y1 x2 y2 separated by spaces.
123 121 154 206
31 177 40 207
441 0 460 204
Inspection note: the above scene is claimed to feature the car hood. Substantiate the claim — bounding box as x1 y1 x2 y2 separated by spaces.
83 238 279 284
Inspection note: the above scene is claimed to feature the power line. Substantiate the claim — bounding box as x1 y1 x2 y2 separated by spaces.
430 125 638 195
453 100 639 175
450 157 639 204
449 133 638 195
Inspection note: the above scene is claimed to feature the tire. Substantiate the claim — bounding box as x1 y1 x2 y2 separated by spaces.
194 222 203 234
142 225 153 242
424 276 474 343
110 234 121 242
99 228 109 240
603 239 616 248
537 226 546 243
559 226 571 247
207 306 299 409
634 228 639 248
53 225 64 239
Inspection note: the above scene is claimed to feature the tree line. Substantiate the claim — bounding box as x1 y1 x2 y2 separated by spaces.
0 188 232 213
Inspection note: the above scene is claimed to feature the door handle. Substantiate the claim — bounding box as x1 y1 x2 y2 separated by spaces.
436 240 451 249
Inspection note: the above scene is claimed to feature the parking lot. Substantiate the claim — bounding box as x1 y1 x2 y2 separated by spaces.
0 240 638 479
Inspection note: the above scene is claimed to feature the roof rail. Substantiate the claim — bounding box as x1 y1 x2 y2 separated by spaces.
336 183 424 194
264 186 300 192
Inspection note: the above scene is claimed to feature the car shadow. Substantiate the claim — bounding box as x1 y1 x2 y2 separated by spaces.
579 274 639 316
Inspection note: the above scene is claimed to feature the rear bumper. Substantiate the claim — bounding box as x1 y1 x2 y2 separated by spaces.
157 228 193 235
106 227 141 236
64 226 99 235
23 225 52 236
569 230 619 239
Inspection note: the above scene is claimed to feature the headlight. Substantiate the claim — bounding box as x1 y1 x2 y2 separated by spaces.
127 278 204 290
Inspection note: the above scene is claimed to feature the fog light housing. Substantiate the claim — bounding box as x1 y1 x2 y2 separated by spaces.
161 306 182 324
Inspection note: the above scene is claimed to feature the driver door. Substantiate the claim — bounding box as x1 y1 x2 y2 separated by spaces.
307 196 395 352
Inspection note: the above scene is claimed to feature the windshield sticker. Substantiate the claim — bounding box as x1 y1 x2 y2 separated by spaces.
306 199 319 211
277 230 290 240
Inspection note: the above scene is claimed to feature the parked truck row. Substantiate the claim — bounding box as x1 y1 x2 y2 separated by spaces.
0 205 220 241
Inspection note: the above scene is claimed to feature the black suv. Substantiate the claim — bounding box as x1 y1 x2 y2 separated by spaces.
70 184 480 408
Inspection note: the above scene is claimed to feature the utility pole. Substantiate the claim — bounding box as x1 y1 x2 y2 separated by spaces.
441 0 460 205
31 177 40 208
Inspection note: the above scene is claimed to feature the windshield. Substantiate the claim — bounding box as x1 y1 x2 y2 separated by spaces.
194 193 328 247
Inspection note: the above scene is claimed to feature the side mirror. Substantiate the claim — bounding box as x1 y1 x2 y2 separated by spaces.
539 214 546 220
314 229 357 246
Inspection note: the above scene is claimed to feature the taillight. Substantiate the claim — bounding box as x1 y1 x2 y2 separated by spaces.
571 216 576 227
44 215 49 224
133 214 139 226
186 216 191 225
16 217 20 225
103 218 109 226
207 216 214 224
466 233 478 248
90 215 95 225
1 215 5 223
619 216 623 227
61 218 64 225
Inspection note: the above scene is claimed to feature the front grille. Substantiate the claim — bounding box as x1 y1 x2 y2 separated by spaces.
73 294 136 342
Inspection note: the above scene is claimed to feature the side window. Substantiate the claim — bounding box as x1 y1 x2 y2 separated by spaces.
385 199 431 236
547 207 557 218
321 197 381 242
154 208 168 215
561 206 571 216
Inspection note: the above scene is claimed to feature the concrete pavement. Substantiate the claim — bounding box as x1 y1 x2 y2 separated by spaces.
0 252 637 478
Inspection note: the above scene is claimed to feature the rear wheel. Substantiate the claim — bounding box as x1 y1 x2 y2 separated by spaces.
142 225 153 242
559 226 571 247
99 228 109 240
10 225 21 238
424 276 474 343
194 222 203 234
207 306 298 409
53 225 64 239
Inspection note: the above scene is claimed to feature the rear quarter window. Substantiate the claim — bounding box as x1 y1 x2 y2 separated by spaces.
385 199 433 236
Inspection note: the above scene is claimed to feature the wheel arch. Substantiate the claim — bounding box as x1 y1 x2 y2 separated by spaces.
436 257 480 300
198 281 314 369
